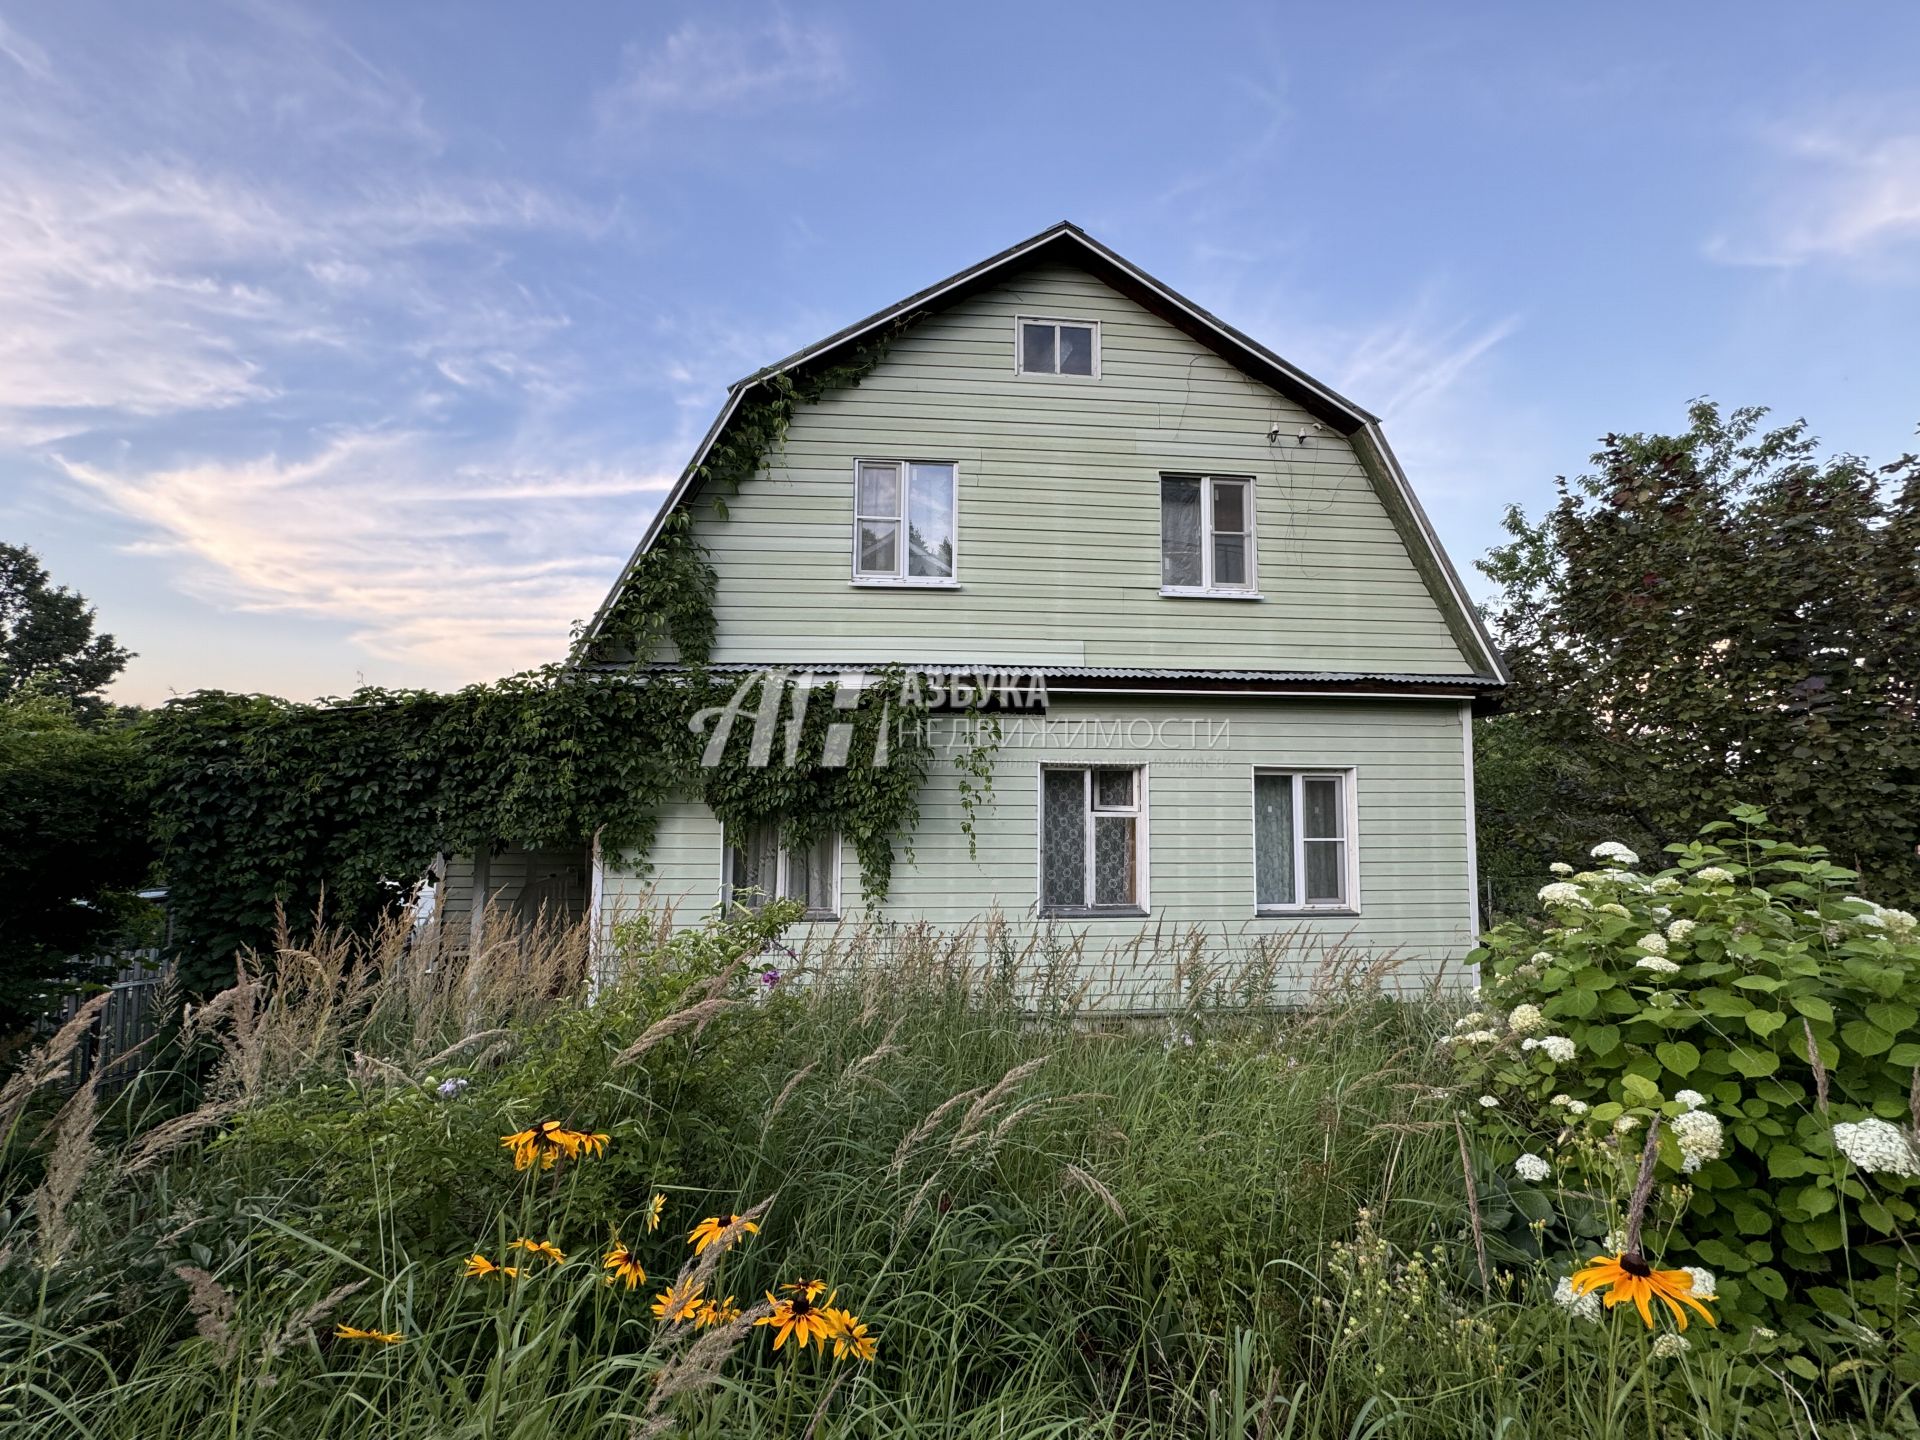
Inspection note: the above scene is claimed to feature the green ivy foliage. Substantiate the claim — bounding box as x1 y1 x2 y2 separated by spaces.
148 671 927 994
1457 808 1920 1356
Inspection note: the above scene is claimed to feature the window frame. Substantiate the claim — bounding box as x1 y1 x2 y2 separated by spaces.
1013 315 1102 380
1035 762 1151 917
1159 472 1260 598
1250 767 1359 915
850 457 961 587
720 822 842 921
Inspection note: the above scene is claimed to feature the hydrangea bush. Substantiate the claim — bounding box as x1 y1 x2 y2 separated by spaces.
1455 808 1920 1358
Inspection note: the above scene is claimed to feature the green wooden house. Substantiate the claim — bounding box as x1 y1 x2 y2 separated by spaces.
450 223 1505 1003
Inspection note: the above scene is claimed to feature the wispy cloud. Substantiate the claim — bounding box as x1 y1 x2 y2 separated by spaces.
1324 305 1522 420
57 435 673 677
594 12 848 132
1707 106 1920 270
0 4 677 690
0 16 51 77
0 7 601 429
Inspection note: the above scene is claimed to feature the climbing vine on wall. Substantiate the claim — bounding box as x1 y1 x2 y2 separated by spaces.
149 331 951 993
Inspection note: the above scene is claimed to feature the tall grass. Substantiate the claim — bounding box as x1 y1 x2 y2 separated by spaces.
0 908 1900 1437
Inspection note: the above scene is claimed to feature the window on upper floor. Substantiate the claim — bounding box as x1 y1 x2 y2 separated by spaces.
1161 473 1256 596
853 459 957 584
1016 316 1099 378
724 821 839 920
1253 770 1354 912
1040 765 1147 915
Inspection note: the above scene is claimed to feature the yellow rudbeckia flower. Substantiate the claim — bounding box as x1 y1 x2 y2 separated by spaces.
687 1213 760 1256
335 1324 404 1345
602 1241 646 1290
1570 1253 1717 1330
508 1237 566 1265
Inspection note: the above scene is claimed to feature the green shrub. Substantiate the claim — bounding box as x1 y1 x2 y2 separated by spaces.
1458 807 1920 1374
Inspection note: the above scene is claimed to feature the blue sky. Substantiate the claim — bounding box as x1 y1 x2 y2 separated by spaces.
2 1 1916 704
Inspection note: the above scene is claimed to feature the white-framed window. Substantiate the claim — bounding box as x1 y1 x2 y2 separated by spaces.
1253 770 1354 912
1039 765 1147 914
1015 316 1100 378
1161 473 1257 595
723 823 840 920
853 459 957 584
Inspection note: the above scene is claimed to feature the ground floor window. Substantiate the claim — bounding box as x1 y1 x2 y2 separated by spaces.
723 823 839 919
1041 766 1147 914
1254 770 1353 911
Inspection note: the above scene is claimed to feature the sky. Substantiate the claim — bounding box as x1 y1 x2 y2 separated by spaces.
2 1 1917 705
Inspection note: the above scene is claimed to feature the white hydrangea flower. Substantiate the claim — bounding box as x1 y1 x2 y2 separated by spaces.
1508 1004 1546 1034
1565 1099 1590 1116
1575 871 1608 884
1539 1035 1576 1063
1666 918 1696 943
1614 1115 1642 1135
1591 841 1640 866
1636 933 1669 956
1598 902 1632 918
1683 1267 1716 1299
1635 956 1681 975
1531 951 1554 965
1604 1227 1628 1252
1753 1327 1778 1341
1478 1095 1501 1109
1651 876 1681 894
1453 1029 1502 1045
1672 1109 1724 1172
1514 1153 1551 1183
1538 882 1588 907
1549 861 1574 876
1693 866 1733 884
1451 1011 1487 1031
1550 1093 1573 1107
1651 1333 1690 1360
1553 1275 1601 1323
1674 1089 1707 1110
1880 909 1918 940
1831 1119 1920 1178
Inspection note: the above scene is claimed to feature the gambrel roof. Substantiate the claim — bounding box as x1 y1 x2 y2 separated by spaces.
583 221 1506 682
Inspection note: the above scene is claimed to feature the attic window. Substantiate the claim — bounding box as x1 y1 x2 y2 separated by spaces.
1016 317 1099 378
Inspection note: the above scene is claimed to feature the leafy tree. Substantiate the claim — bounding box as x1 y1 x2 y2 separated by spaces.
1479 400 1920 905
0 543 132 718
1472 713 1657 922
0 693 155 1038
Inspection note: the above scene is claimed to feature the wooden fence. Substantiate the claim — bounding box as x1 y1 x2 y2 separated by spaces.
50 950 170 1092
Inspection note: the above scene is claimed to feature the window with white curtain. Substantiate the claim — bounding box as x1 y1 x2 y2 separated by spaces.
1254 770 1353 911
1040 766 1146 914
1161 473 1255 594
854 460 957 583
724 823 839 919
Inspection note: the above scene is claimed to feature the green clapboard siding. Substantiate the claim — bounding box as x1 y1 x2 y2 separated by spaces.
685 261 1475 675
600 695 1476 1006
